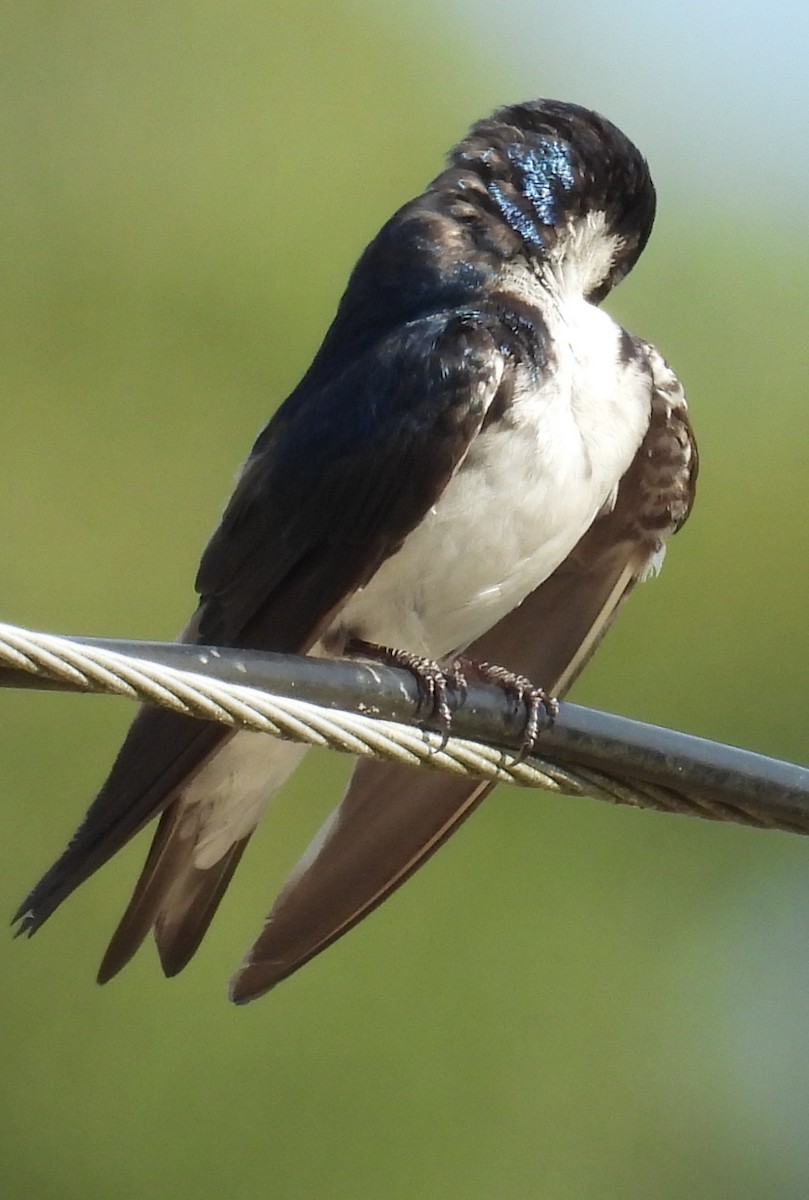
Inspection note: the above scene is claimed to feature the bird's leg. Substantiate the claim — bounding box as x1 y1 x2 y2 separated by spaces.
451 656 559 756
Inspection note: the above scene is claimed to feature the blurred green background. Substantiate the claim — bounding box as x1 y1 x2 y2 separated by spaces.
2 3 808 1198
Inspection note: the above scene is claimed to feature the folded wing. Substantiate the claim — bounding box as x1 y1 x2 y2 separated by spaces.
14 312 509 960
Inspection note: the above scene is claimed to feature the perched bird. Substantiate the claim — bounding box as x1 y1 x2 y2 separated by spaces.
14 99 697 1002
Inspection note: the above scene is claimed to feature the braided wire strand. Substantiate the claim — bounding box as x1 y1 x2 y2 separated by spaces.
0 621 579 792
2 620 808 833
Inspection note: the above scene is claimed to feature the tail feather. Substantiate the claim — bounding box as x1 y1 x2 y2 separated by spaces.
97 731 308 982
13 710 229 935
98 802 250 983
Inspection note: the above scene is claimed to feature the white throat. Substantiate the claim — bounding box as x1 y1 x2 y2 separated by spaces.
544 209 620 298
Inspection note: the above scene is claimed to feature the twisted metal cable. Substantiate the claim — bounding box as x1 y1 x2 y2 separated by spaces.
1 620 808 834
0 620 583 791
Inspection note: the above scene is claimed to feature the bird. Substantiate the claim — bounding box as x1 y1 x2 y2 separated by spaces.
13 98 697 1003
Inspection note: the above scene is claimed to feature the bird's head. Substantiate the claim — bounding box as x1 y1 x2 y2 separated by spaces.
440 99 656 302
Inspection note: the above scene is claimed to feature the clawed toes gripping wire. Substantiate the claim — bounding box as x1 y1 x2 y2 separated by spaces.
464 659 559 755
1 620 808 836
348 641 457 736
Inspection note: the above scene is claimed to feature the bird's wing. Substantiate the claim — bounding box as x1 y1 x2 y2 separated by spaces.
229 354 697 1002
14 311 509 939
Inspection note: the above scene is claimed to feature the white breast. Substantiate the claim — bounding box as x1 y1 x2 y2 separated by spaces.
334 293 652 659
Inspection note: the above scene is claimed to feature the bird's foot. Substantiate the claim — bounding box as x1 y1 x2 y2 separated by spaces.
452 656 558 756
348 641 556 756
347 640 459 740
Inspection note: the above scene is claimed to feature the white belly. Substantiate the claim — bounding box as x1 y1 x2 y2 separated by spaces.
334 299 652 657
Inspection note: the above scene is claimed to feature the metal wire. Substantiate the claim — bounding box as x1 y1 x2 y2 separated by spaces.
1 620 808 834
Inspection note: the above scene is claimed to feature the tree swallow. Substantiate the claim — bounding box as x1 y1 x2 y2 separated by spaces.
14 99 697 1002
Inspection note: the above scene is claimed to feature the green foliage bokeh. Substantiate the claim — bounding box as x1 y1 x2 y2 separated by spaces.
1 5 808 1199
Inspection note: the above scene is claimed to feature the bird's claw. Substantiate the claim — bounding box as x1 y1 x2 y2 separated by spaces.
349 642 556 757
459 658 558 757
348 640 459 745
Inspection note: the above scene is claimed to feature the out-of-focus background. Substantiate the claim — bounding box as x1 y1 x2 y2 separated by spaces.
1 3 807 1197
